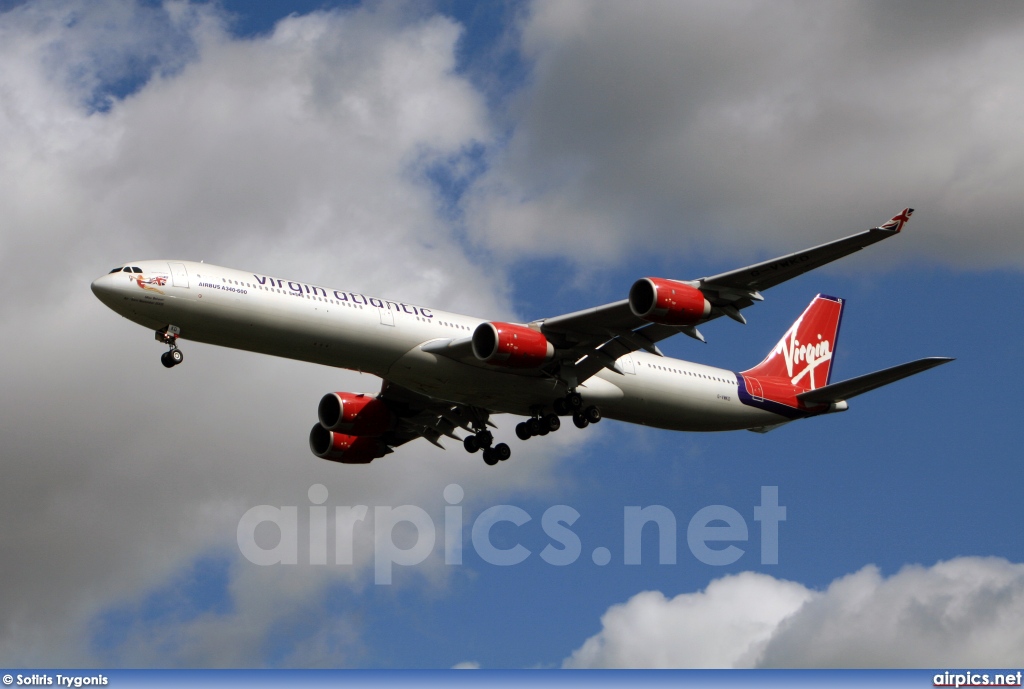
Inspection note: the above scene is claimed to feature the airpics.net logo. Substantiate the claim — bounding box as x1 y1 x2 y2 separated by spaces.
236 485 787 584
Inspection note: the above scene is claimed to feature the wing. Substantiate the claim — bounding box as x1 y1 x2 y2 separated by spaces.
531 209 915 384
697 207 914 295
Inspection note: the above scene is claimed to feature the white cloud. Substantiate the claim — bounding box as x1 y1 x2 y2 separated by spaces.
466 1 1024 269
564 557 1024 668
563 571 813 668
758 557 1024 667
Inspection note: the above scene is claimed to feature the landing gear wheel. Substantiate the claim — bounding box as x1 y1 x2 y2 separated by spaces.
553 398 569 415
515 422 531 441
156 328 183 368
567 392 583 411
572 411 590 429
544 414 561 432
476 430 493 448
464 435 480 454
494 443 511 461
482 448 499 466
526 418 542 436
584 405 602 423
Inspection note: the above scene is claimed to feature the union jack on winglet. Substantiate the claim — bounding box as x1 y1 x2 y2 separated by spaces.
878 207 914 233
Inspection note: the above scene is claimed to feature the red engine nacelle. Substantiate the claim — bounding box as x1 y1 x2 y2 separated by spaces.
309 425 389 464
317 392 394 436
629 277 711 326
472 321 554 369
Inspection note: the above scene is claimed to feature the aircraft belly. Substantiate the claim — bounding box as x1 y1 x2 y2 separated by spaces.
386 348 625 415
598 371 782 432
141 291 410 375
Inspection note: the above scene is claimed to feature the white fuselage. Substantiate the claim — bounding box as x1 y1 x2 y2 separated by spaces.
91 260 786 432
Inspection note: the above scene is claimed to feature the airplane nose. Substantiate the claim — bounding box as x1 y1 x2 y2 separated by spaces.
91 274 118 305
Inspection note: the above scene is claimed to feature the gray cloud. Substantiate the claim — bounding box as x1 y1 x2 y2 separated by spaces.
466 1 1024 269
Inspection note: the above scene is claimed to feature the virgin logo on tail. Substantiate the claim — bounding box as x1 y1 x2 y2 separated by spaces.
776 319 832 388
742 295 844 391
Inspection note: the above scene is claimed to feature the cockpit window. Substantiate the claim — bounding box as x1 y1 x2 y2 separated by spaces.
132 267 143 273
122 267 132 272
109 267 122 274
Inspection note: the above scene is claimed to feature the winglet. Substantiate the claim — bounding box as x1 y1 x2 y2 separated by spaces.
877 208 914 233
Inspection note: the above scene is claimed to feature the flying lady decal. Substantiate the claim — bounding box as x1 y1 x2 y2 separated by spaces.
133 273 168 294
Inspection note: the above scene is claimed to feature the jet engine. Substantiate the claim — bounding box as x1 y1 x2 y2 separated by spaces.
472 322 554 369
309 425 388 464
629 278 711 326
317 392 394 436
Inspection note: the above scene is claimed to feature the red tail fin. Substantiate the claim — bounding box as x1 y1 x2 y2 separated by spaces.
742 294 844 391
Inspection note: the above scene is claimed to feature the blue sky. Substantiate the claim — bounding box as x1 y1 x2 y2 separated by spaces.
1 0 1023 670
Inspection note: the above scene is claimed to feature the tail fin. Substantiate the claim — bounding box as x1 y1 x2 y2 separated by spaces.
742 294 844 391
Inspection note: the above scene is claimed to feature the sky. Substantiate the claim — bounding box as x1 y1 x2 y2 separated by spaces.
1 0 1023 670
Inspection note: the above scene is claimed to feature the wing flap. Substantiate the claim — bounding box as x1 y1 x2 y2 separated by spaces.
536 299 639 342
376 380 492 450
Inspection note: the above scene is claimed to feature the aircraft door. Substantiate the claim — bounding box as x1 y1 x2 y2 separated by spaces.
619 353 636 374
745 376 763 401
379 307 394 326
169 263 189 288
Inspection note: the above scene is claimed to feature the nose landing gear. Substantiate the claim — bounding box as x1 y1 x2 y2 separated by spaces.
156 326 184 368
160 348 184 368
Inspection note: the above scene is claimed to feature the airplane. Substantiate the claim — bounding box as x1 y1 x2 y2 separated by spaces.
91 208 951 466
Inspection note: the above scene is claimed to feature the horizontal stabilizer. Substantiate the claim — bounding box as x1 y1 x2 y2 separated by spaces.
797 356 953 405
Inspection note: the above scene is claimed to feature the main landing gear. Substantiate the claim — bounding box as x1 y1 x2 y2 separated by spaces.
552 390 602 430
156 326 184 368
463 429 511 466
463 391 602 467
515 413 560 440
515 391 602 440
571 404 602 429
